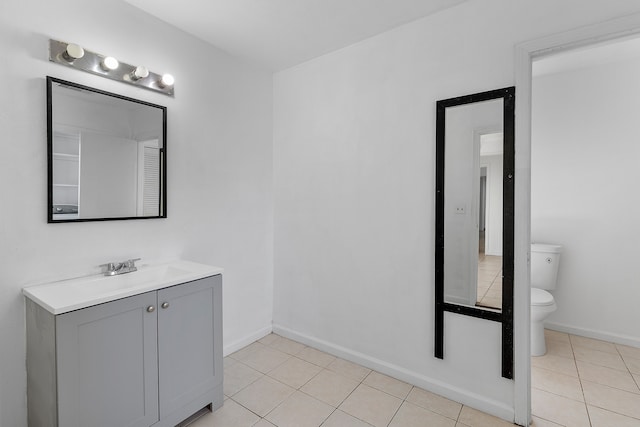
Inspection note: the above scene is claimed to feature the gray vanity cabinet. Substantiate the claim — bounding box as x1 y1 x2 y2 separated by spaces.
26 274 223 427
157 276 223 426
56 291 159 427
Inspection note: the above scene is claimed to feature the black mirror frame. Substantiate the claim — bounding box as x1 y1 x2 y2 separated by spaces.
47 76 167 223
434 86 515 379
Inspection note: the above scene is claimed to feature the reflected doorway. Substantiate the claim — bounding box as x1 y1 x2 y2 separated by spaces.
476 133 503 310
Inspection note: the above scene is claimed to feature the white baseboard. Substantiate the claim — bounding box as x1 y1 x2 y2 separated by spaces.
223 325 272 356
272 324 515 423
545 322 640 348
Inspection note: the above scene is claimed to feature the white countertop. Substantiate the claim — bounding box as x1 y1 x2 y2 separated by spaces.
23 260 223 315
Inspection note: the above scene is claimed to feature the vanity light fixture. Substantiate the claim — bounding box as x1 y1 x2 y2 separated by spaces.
62 43 84 62
159 73 175 88
130 65 149 81
49 39 175 96
101 56 119 71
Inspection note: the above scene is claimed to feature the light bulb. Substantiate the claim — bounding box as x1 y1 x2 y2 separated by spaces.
131 65 149 81
101 56 119 71
62 43 84 62
159 73 174 87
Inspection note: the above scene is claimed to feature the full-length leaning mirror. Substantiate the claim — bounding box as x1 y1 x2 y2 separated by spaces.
47 76 167 223
434 87 515 379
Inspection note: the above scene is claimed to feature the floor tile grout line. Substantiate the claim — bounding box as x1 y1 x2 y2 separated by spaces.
531 385 586 405
329 371 375 426
570 340 631 374
270 361 329 391
532 332 584 427
614 342 640 383
531 413 568 427
295 372 359 408
571 334 594 427
631 369 640 392
360 374 414 402
227 345 414 424
290 351 336 369
227 394 269 421
264 336 394 381
539 351 577 361
532 363 582 381
585 401 640 422
223 359 265 398
531 361 587 405
254 362 373 426
580 376 640 398
455 403 463 422
569 333 640 424
575 365 640 395
262 390 308 425
317 407 336 427
384 399 403 427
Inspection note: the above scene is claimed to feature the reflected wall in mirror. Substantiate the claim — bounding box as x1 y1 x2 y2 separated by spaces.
435 87 514 379
47 77 167 223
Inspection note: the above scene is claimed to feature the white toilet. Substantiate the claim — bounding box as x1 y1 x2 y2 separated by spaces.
530 243 562 356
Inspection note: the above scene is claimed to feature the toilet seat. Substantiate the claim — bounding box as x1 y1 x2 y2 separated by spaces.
531 288 554 306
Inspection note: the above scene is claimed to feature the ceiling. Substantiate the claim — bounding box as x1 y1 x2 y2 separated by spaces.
124 0 466 71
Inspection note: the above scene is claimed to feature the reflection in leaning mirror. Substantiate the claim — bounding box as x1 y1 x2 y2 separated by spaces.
477 132 503 310
443 99 503 313
435 87 514 379
47 77 167 223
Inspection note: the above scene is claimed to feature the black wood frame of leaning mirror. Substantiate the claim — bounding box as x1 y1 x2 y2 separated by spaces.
47 76 167 223
434 86 515 379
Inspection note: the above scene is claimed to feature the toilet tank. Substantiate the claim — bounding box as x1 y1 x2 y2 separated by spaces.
531 243 562 290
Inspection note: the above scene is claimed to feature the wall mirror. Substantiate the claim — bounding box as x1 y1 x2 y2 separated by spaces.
47 77 167 223
434 87 515 379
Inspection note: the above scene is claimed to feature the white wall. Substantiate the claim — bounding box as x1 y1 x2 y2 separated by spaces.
532 56 640 346
273 0 640 421
0 1 273 425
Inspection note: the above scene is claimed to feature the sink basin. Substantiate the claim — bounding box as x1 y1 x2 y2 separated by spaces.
23 260 223 314
68 265 190 296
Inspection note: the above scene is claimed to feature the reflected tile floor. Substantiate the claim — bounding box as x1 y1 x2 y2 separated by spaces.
477 254 502 310
188 334 517 427
531 329 640 427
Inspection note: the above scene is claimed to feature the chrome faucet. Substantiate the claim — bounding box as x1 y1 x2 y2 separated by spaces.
100 258 141 276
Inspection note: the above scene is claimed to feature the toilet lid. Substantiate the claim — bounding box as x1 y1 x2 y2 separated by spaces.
531 288 555 306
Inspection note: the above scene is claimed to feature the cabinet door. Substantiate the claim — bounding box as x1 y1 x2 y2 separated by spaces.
157 275 222 418
56 292 159 427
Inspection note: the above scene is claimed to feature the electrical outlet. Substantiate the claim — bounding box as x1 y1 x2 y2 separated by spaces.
455 206 465 214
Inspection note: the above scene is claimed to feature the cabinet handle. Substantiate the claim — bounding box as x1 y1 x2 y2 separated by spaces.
161 302 170 309
146 305 155 313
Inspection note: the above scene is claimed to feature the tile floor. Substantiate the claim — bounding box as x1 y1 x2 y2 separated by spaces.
477 254 502 310
189 334 518 427
531 329 640 426
188 331 640 426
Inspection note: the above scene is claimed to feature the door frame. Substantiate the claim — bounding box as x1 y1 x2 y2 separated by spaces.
513 12 640 426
